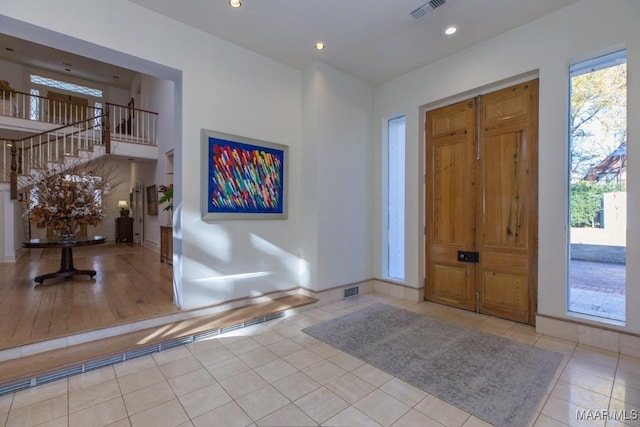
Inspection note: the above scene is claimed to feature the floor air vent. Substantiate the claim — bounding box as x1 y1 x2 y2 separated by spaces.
0 308 294 397
266 311 285 321
124 346 158 361
36 366 83 385
85 355 126 372
0 380 31 396
194 329 220 341
160 336 193 351
344 286 359 298
220 323 243 334
410 0 446 19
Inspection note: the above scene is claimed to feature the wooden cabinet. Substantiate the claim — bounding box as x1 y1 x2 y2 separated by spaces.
160 226 173 264
115 217 133 243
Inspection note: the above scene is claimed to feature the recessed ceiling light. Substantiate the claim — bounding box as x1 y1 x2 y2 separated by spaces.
315 42 325 51
229 0 241 8
443 25 458 36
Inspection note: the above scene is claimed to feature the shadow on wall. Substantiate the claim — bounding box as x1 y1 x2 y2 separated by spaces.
177 224 307 309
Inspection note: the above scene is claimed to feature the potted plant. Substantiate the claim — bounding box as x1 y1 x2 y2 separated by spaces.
158 184 173 226
158 184 173 212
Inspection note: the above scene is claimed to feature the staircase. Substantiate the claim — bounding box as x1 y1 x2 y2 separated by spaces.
3 117 106 199
0 95 160 199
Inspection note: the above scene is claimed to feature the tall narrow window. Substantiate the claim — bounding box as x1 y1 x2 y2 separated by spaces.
30 88 40 121
387 116 405 280
568 50 627 322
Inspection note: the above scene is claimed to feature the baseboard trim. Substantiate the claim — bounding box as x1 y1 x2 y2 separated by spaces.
536 313 640 357
297 278 424 306
143 239 159 252
2 246 26 263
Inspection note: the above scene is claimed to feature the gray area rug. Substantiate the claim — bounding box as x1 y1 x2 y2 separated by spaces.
302 303 562 427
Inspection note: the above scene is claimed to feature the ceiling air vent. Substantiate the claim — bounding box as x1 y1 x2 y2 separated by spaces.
410 0 446 19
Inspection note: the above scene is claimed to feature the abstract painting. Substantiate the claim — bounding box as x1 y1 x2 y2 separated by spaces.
201 129 288 220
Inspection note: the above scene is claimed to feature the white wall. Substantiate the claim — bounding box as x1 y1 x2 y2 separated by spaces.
106 86 130 109
176 24 304 309
0 0 375 309
0 59 23 91
137 75 175 247
301 62 374 291
0 186 8 262
99 158 134 239
373 0 640 332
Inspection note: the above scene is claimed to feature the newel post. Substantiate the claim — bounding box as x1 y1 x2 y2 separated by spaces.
103 104 111 154
10 143 17 200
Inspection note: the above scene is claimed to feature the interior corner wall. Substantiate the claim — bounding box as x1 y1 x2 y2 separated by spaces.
138 75 175 246
0 187 23 263
300 62 374 291
0 188 7 262
373 0 640 332
100 158 134 240
299 65 321 289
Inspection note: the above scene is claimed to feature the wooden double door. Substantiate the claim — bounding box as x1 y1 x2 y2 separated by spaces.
425 79 538 324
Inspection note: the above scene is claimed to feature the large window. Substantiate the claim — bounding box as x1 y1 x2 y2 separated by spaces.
568 50 627 322
30 74 103 98
386 116 405 280
28 72 104 123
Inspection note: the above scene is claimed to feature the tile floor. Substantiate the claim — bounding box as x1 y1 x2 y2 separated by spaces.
1 293 639 427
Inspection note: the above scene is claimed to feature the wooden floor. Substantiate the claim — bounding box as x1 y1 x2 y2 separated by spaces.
0 243 178 351
0 294 317 388
0 243 318 390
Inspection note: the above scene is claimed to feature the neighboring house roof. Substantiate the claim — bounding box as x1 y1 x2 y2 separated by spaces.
584 142 626 182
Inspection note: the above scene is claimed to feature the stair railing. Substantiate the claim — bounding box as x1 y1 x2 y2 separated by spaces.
0 89 102 126
2 114 107 199
1 96 160 199
106 102 158 145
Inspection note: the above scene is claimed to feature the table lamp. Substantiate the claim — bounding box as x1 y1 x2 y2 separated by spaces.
118 200 130 217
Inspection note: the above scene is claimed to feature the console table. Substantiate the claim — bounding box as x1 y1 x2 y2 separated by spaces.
160 226 173 265
23 236 106 285
115 217 134 242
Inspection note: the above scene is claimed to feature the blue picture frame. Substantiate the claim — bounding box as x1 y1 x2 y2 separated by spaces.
201 129 288 220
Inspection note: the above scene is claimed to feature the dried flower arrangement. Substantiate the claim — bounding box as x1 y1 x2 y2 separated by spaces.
23 157 122 238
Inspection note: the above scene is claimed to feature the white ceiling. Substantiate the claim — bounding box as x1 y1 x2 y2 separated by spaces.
0 0 580 88
128 0 580 85
0 33 137 90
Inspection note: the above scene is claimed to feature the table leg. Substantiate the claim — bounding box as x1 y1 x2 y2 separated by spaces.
34 246 97 285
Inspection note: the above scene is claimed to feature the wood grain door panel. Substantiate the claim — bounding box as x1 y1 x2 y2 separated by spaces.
425 79 538 324
478 80 538 324
481 131 530 248
425 99 476 310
